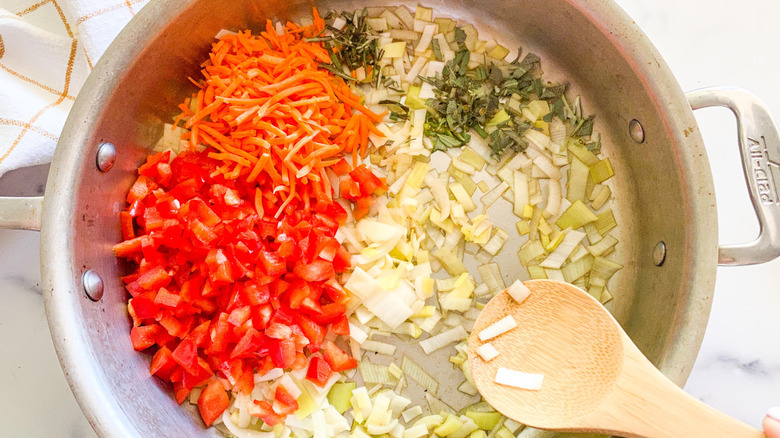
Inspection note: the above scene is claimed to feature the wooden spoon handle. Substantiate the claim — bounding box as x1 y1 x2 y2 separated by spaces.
592 338 765 438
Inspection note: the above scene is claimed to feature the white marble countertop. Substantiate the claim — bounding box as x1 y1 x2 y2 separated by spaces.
1 0 778 435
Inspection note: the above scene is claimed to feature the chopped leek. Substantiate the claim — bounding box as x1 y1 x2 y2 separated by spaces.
595 209 617 235
402 356 439 395
589 257 623 288
590 157 614 183
555 200 597 230
477 263 505 295
419 326 468 354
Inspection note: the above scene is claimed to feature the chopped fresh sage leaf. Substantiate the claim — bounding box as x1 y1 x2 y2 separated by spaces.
310 9 383 84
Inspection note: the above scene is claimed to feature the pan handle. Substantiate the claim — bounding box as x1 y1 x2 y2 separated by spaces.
687 87 780 266
0 196 43 231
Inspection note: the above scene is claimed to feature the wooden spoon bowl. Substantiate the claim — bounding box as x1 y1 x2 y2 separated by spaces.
467 280 764 438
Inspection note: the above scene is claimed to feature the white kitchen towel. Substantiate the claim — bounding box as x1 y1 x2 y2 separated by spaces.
0 0 149 177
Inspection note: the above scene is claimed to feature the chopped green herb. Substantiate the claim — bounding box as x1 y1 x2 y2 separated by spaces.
308 9 384 85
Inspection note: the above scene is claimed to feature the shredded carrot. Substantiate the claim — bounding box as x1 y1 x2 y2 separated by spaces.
177 10 385 216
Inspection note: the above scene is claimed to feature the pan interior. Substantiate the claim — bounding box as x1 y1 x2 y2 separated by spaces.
43 0 717 436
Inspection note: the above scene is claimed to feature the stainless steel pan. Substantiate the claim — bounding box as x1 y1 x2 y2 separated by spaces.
2 0 779 436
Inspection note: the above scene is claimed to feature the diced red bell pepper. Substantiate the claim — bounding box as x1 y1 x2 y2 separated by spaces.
230 328 262 360
113 236 145 257
198 380 230 427
296 315 325 349
258 250 286 278
249 400 282 426
306 356 332 387
273 386 299 414
137 266 171 290
331 158 352 175
171 337 200 374
269 339 296 369
321 340 357 372
154 287 180 308
331 315 350 336
150 346 177 380
129 296 158 320
173 381 190 404
130 324 160 351
127 175 152 205
293 259 335 282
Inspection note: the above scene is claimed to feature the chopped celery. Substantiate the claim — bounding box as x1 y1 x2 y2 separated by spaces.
328 382 357 414
477 180 489 193
595 209 617 235
601 288 614 304
470 431 488 438
590 157 615 183
555 200 597 230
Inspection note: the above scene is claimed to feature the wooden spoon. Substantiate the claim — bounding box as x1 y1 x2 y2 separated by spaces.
467 279 764 438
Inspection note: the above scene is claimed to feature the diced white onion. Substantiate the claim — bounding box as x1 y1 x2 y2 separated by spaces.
495 368 544 391
506 280 531 304
478 315 517 341
476 343 500 361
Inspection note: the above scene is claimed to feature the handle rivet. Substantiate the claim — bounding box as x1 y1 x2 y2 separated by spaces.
82 270 104 301
96 142 117 172
629 119 645 143
653 241 666 266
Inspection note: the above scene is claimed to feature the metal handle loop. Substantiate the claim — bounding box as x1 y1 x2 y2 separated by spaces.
687 87 780 266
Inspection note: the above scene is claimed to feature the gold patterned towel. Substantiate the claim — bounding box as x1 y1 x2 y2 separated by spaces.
0 0 149 176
